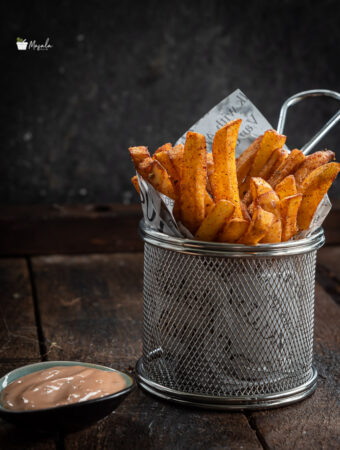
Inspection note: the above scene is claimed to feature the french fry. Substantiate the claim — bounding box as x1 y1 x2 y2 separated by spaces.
267 149 306 188
237 206 274 245
239 177 250 199
248 178 280 217
153 142 172 155
211 119 242 217
180 132 207 233
261 216 282 243
242 149 289 205
195 200 234 241
218 218 249 243
275 175 297 200
131 175 140 194
294 150 335 190
280 194 303 241
153 149 179 189
129 146 150 169
168 144 184 179
256 191 281 218
204 191 215 216
240 201 251 221
236 136 262 184
249 130 286 178
137 157 154 179
257 148 289 180
148 160 176 200
297 162 340 230
250 177 273 199
240 130 286 199
248 202 254 217
206 153 214 193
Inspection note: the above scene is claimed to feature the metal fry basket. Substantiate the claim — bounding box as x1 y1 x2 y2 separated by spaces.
136 224 324 409
135 89 339 409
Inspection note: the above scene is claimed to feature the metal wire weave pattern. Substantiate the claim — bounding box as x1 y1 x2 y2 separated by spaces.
142 242 317 397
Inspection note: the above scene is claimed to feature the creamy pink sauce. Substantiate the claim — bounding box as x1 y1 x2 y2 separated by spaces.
1 365 127 411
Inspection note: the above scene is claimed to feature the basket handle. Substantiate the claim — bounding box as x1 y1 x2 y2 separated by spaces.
277 89 340 155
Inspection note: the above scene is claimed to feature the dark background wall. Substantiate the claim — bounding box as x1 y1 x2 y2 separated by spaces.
2 0 340 205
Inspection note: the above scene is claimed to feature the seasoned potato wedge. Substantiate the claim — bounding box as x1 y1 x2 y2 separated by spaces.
275 175 297 200
131 175 140 194
267 149 305 189
294 150 335 191
236 136 262 184
258 148 289 181
218 218 250 243
211 119 242 217
195 200 234 241
297 162 340 230
261 216 282 243
129 146 150 169
180 132 207 233
280 193 303 241
238 206 274 245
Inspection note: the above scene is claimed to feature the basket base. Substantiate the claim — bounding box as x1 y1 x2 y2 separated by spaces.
135 358 318 411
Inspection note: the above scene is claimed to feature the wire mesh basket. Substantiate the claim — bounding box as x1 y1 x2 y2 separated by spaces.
136 223 325 409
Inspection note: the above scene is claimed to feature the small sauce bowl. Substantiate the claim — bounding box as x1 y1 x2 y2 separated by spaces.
0 361 135 431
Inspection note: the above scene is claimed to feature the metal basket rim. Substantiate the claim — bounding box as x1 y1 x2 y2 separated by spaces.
139 221 325 257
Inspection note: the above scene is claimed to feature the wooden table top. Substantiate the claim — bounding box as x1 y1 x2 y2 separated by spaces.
0 205 339 449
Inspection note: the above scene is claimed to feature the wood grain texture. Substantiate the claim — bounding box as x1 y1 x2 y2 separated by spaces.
0 259 40 370
317 246 340 304
318 246 340 280
0 204 143 255
0 259 56 449
249 284 340 450
31 253 262 450
0 203 339 257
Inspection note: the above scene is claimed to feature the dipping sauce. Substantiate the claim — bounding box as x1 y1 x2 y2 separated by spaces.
1 365 127 411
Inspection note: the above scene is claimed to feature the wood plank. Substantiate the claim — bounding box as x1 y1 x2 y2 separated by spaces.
249 284 340 450
0 204 143 255
0 202 339 256
323 199 340 245
0 259 56 449
317 247 340 304
31 254 262 450
0 259 40 370
318 246 340 280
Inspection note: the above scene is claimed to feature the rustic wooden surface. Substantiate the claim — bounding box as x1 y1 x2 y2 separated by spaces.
0 206 339 449
0 202 339 256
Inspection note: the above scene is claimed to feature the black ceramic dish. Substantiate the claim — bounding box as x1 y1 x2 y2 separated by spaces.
0 361 135 431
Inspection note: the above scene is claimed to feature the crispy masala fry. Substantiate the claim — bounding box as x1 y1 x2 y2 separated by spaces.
211 119 242 216
218 218 249 243
280 194 302 241
267 149 305 189
240 130 286 198
236 136 262 184
297 162 340 230
129 146 150 169
261 216 282 243
275 175 297 200
257 148 289 181
180 132 207 233
294 150 335 191
131 175 140 194
195 200 234 241
238 206 274 245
